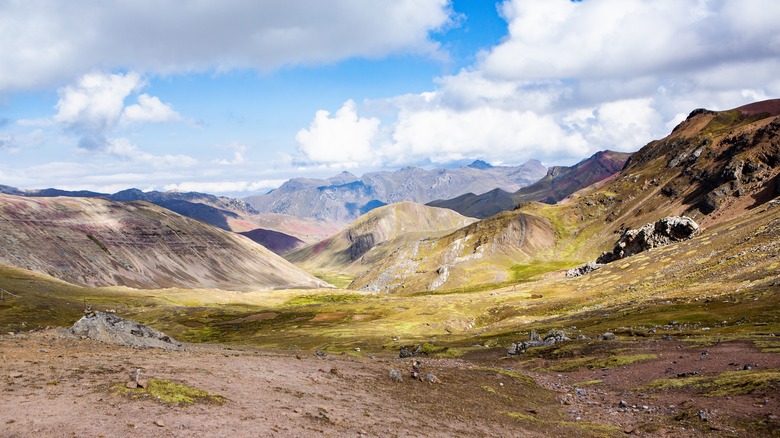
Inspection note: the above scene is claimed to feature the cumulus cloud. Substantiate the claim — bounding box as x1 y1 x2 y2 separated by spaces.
53 72 180 149
122 94 181 124
296 100 380 167
0 0 453 92
298 0 780 169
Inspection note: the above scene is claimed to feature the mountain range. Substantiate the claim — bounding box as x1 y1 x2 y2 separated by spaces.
428 150 631 218
243 159 547 222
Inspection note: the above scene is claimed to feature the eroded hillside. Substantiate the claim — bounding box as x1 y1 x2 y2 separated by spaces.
0 194 328 291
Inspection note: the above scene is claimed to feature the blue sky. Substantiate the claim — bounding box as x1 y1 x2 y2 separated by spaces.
1 0 779 196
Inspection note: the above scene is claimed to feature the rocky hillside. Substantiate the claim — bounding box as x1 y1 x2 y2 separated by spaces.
285 202 477 275
0 194 328 291
244 160 547 222
428 150 631 219
349 207 556 293
339 99 780 293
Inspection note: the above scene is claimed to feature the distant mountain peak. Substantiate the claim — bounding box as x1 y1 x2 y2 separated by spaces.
468 159 493 170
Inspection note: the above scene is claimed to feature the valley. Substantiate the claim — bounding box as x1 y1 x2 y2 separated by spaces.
0 101 779 436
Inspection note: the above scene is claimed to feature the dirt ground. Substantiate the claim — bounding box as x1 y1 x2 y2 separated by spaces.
0 330 778 437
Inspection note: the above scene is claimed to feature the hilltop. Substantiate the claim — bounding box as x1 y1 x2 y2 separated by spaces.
285 202 477 280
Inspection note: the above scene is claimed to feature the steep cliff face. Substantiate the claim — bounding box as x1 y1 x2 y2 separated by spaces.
0 194 328 291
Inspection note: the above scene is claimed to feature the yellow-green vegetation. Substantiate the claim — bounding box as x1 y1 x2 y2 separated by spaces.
113 378 225 405
509 261 578 282
545 354 656 372
476 367 537 386
313 273 354 289
502 411 622 437
639 369 780 396
285 293 366 306
573 379 603 386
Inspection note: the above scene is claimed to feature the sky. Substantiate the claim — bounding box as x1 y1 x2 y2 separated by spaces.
1 0 779 196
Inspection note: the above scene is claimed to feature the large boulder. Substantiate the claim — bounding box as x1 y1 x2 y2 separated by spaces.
71 311 182 350
596 216 700 264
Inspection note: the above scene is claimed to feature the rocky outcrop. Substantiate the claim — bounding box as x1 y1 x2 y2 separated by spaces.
568 217 700 277
565 261 603 278
596 216 700 264
71 311 182 350
507 329 569 355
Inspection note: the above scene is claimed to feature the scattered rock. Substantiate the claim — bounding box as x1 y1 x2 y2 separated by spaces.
389 369 402 382
70 312 182 350
315 349 327 358
599 332 617 341
399 346 412 358
125 381 138 389
624 425 635 434
618 400 629 408
698 410 710 422
423 373 440 384
154 420 165 428
575 388 587 396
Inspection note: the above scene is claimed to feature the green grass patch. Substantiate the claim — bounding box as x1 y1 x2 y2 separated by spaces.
510 261 577 282
573 379 603 386
502 411 622 436
285 293 365 307
638 369 780 396
113 378 225 405
313 273 354 289
545 354 656 372
476 367 537 386
86 234 110 254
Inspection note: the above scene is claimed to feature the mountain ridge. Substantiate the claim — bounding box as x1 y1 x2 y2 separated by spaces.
244 160 547 222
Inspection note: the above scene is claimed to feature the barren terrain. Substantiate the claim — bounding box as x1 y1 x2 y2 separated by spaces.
1 329 777 437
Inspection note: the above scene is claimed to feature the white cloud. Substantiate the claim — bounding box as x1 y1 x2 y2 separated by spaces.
388 106 588 164
105 138 196 168
298 0 780 169
483 0 780 81
296 100 380 167
0 0 453 92
53 72 180 149
122 94 181 124
55 72 142 132
164 180 286 195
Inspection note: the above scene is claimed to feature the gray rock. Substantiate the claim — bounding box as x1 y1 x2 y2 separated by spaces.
389 369 402 382
599 332 617 341
597 216 700 264
508 329 569 355
71 312 182 350
566 261 604 277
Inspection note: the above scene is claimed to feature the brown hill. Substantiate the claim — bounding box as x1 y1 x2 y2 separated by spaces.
0 194 328 291
285 202 477 278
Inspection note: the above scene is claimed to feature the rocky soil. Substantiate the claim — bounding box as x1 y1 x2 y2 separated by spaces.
1 329 777 437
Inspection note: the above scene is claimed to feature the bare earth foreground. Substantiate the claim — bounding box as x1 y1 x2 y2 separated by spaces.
1 329 778 437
